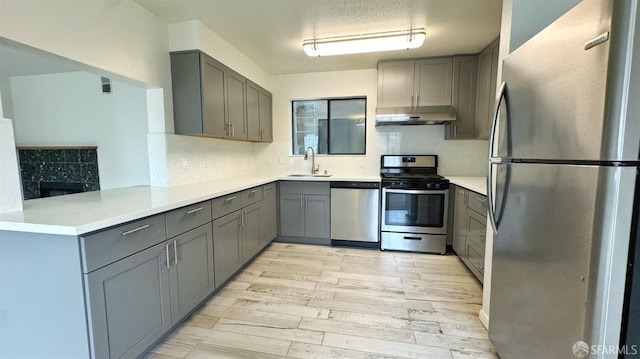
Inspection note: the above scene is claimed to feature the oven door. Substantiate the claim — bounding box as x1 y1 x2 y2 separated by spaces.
381 188 448 235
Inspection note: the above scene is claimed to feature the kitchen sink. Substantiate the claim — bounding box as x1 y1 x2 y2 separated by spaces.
288 174 332 177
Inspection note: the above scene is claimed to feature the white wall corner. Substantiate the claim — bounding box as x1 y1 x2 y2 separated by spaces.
147 133 169 186
168 20 201 52
0 118 23 213
146 88 170 134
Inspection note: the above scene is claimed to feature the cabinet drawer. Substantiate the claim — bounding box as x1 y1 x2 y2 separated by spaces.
242 186 263 205
165 200 212 238
466 209 487 245
468 191 488 215
81 214 167 273
465 240 485 283
212 192 243 219
279 181 330 195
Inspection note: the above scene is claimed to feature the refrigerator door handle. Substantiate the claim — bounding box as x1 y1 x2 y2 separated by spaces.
488 81 507 160
488 81 508 232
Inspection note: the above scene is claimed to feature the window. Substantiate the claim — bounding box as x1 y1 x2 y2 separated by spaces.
292 98 366 155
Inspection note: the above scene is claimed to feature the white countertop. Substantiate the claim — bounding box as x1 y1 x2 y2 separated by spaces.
446 176 487 196
0 174 380 236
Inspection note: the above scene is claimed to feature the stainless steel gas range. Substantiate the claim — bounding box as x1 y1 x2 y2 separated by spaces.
379 155 449 254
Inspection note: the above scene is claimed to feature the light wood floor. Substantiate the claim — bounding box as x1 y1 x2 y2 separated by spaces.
146 242 496 359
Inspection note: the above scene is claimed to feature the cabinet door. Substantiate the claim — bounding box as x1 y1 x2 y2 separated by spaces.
304 195 330 238
85 242 171 359
201 54 228 137
171 52 204 135
448 56 478 139
414 58 453 107
259 89 273 142
169 223 215 325
475 47 492 139
260 183 277 246
279 194 305 237
377 60 415 108
246 80 262 141
242 202 262 262
213 211 242 287
452 187 468 256
227 69 247 139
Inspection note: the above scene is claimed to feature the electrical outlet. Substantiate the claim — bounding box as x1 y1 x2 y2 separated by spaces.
465 156 473 167
182 159 189 170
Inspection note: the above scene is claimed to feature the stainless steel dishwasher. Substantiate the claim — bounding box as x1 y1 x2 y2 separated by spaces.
330 181 380 246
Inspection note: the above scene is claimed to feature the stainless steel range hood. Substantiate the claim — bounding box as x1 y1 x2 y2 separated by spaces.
375 106 457 126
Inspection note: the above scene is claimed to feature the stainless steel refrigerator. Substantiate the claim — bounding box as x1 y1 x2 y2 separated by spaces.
487 0 640 358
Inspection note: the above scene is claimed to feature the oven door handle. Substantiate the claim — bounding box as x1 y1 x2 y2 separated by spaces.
383 188 448 195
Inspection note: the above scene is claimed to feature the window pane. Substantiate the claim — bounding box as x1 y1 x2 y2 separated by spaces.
329 99 366 154
292 100 328 155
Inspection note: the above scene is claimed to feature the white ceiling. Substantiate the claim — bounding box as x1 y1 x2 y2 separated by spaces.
133 0 503 74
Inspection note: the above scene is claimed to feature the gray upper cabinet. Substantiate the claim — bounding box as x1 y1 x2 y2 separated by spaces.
475 38 501 139
171 50 272 142
227 69 247 139
377 60 416 108
445 56 478 139
246 80 262 141
377 58 453 109
259 89 273 142
168 223 215 325
414 58 454 108
171 51 228 137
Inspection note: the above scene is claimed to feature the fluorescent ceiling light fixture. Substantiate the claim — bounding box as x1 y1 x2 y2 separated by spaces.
303 28 426 57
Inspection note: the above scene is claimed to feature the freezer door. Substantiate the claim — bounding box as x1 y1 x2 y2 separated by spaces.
500 0 615 161
489 163 599 358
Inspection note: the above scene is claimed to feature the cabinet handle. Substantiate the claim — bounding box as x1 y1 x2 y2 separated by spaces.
173 240 178 264
416 95 420 108
475 229 487 236
165 243 171 269
477 198 487 204
121 224 150 236
231 124 235 137
224 196 237 203
186 207 204 215
300 196 303 207
250 189 259 195
453 125 458 139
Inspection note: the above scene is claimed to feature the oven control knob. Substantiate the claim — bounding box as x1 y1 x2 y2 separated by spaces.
427 183 434 189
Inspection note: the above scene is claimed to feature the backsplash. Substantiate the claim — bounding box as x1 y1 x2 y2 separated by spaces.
18 147 100 200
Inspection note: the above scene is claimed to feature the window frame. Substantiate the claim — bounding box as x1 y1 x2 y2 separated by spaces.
291 96 367 156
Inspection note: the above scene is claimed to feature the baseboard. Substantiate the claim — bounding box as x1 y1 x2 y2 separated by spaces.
479 309 489 330
275 236 331 245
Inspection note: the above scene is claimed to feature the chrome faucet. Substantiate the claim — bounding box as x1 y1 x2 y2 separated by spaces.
304 146 319 174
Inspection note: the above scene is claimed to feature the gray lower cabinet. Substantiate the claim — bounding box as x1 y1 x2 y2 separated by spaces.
450 185 488 283
213 210 243 287
242 201 262 261
278 182 330 243
168 223 215 324
260 182 277 246
452 186 468 255
85 241 171 359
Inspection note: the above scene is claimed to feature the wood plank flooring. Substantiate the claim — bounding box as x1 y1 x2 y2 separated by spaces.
146 243 496 359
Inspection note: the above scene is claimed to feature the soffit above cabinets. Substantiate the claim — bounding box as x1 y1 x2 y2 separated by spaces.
133 0 503 75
